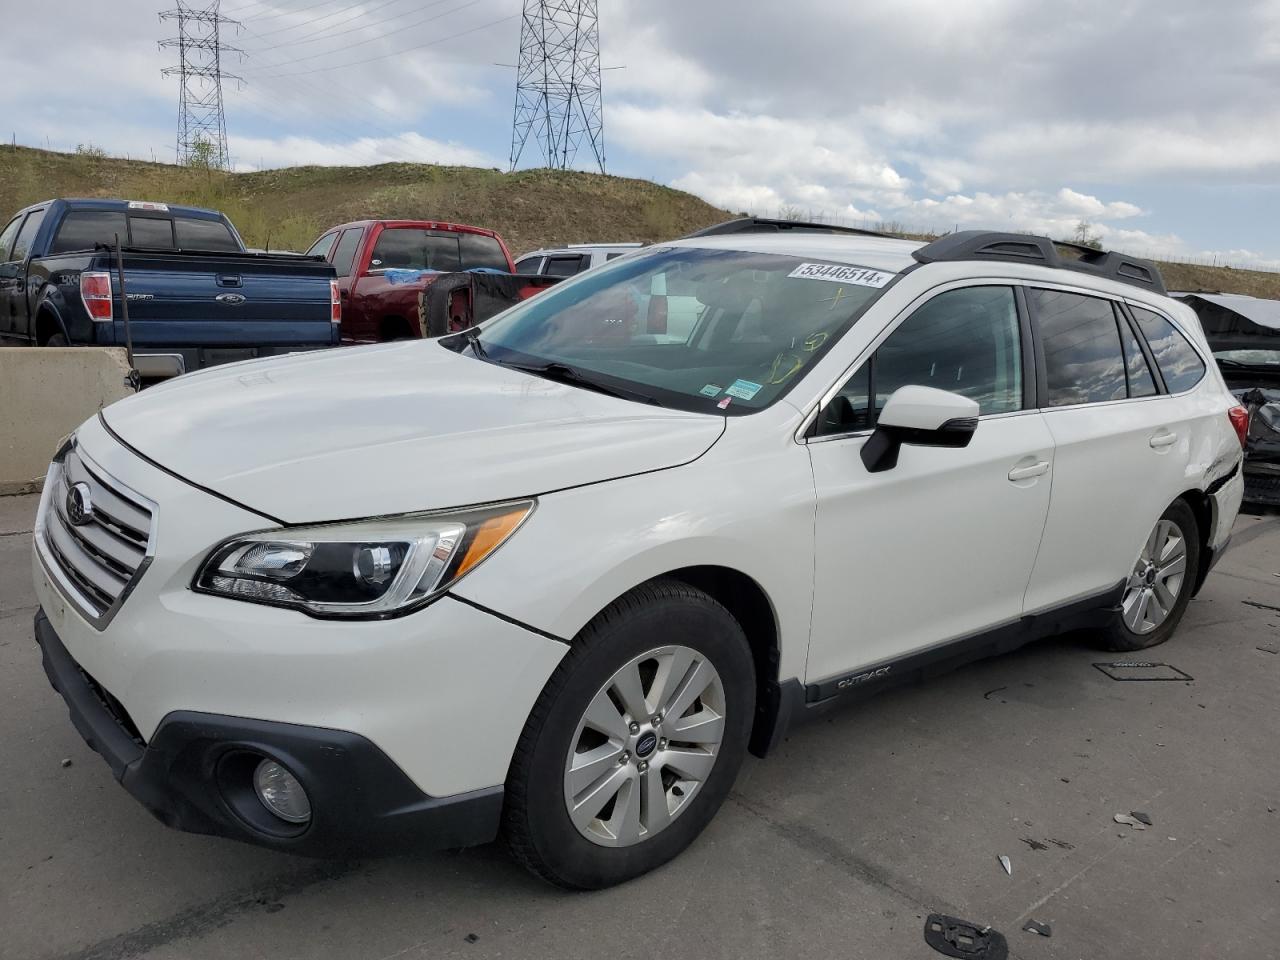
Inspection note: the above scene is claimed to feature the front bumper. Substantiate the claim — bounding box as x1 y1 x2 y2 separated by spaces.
35 609 502 856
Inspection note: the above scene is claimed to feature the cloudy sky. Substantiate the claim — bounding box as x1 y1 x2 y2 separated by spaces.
10 0 1280 265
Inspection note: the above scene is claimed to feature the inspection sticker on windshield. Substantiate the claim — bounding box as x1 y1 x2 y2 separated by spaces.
725 379 763 400
788 263 893 287
699 384 723 397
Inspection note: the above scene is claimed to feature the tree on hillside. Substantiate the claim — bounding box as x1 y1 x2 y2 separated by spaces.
1071 220 1103 250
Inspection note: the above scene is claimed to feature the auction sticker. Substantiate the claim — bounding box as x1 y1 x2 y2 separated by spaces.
724 379 763 400
787 262 893 287
699 383 723 397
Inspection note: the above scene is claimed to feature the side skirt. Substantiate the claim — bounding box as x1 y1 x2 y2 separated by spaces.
803 581 1126 706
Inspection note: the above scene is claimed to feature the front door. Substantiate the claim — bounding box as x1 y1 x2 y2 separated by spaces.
0 213 27 338
805 285 1055 690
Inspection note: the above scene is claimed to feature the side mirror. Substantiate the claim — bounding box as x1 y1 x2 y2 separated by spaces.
861 385 980 473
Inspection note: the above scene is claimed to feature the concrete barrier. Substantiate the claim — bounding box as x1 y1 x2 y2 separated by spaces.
0 348 134 496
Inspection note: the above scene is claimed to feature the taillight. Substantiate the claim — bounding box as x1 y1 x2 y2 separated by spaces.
80 272 113 321
1228 405 1250 448
330 280 341 325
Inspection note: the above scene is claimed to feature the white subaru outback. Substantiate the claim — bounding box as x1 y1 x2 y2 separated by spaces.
32 228 1246 889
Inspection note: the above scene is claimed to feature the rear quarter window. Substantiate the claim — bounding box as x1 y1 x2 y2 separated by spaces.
1131 306 1206 393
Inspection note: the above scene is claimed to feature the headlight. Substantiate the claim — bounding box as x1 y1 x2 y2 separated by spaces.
194 500 533 618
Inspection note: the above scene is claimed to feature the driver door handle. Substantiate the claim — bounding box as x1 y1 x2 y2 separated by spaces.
1008 460 1050 481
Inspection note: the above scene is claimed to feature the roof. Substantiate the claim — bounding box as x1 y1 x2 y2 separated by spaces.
21 198 225 220
666 231 925 274
323 219 501 238
1177 293 1280 332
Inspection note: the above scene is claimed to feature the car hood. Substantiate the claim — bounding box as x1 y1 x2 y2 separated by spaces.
101 341 725 523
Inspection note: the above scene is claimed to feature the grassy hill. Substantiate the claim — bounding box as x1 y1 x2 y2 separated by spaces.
3 145 1277 297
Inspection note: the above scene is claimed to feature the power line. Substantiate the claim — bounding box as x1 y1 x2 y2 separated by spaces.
510 0 605 173
241 0 485 74
248 10 518 79
160 1 242 169
247 0 411 39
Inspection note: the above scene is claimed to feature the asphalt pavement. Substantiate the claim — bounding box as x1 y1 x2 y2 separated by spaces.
2 491 1278 960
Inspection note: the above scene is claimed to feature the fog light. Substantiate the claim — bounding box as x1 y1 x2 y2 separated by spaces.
253 759 311 824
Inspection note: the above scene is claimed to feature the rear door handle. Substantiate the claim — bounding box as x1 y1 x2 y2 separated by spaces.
1008 460 1050 481
1149 431 1177 449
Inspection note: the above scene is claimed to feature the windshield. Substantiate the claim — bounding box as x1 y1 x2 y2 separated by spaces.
1215 349 1280 367
456 246 896 413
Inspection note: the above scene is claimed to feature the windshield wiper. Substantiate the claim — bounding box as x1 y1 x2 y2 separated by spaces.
463 328 489 359
503 360 661 405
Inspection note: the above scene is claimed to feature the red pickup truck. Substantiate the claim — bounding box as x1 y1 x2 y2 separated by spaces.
303 219 516 342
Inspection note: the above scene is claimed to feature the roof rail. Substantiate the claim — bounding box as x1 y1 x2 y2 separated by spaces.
681 217 894 240
912 230 1167 295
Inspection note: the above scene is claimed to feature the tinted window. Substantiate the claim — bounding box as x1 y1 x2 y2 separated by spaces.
129 217 174 249
1119 315 1157 397
368 228 459 272
0 216 21 260
1032 289 1127 406
331 228 363 276
819 286 1022 434
51 210 128 254
306 233 338 259
458 232 510 270
514 256 543 275
545 255 585 277
1132 306 1206 393
11 208 47 261
174 216 239 251
606 252 626 261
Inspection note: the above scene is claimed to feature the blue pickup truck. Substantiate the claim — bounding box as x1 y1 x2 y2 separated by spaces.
0 198 340 377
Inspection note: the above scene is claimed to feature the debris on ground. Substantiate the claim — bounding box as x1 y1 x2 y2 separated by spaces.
1257 644 1279 655
1243 600 1280 613
1093 661 1194 681
1020 838 1049 851
1022 919 1052 937
1049 838 1074 850
60 758 72 768
998 854 1012 875
983 686 1008 700
1114 813 1148 830
1131 811 1154 826
464 933 479 944
924 914 1009 960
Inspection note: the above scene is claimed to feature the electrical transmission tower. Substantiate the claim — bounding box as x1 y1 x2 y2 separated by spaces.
510 0 605 174
159 2 241 170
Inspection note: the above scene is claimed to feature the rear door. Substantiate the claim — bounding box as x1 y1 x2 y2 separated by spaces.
1022 287 1195 613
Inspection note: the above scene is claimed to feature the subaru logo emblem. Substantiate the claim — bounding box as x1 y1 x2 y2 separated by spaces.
216 293 246 305
66 482 94 526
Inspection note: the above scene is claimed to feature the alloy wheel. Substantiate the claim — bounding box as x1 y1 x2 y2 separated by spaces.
1122 518 1188 635
563 645 726 847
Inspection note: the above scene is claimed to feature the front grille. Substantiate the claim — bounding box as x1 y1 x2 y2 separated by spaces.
38 446 156 627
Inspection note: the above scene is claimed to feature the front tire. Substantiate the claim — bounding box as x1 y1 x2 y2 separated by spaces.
503 579 755 889
1100 500 1200 651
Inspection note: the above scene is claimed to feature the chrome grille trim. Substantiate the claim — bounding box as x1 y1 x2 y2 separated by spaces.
35 444 158 630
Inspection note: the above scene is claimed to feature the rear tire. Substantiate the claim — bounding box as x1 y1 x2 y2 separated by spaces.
503 579 755 889
1099 499 1200 651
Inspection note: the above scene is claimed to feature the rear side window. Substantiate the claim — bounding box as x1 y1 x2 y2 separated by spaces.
331 228 363 276
306 233 338 259
1118 316 1157 397
818 285 1022 435
1131 306 1206 393
129 217 174 249
51 210 128 254
174 217 239 252
544 255 586 277
11 208 47 261
0 216 21 260
1031 289 1127 406
458 232 510 270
